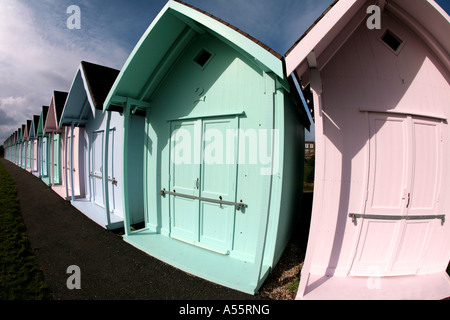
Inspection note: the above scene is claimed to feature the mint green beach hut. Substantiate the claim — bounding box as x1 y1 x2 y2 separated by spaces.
104 0 310 294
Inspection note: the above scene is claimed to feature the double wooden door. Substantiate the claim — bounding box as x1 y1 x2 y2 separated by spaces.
168 117 238 254
351 113 444 276
91 130 116 211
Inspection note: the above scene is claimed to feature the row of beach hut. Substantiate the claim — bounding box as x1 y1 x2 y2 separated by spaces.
3 0 450 299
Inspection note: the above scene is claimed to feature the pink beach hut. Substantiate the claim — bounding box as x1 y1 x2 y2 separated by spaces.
43 91 70 199
285 0 450 299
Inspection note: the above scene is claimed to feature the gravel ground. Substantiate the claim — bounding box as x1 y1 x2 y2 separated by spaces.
258 241 304 300
2 158 313 300
257 192 313 300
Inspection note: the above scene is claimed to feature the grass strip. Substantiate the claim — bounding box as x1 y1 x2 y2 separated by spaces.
0 160 51 299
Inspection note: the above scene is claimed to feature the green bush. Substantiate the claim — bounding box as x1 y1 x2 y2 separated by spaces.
304 155 315 184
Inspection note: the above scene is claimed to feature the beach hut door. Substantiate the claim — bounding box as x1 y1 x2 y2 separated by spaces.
33 141 38 171
107 130 116 213
67 134 72 193
53 134 61 184
66 131 80 196
42 137 48 176
27 141 31 169
92 131 104 207
350 114 442 276
169 117 238 254
21 143 26 167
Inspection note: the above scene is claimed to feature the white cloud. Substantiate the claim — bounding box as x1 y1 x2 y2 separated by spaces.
0 0 130 143
0 0 331 143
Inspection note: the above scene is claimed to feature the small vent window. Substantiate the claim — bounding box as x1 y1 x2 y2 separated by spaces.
193 49 212 68
381 30 403 53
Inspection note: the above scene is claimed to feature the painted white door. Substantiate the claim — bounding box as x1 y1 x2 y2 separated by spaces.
67 134 72 194
351 113 442 276
169 117 238 254
198 117 238 252
21 143 26 167
33 140 38 171
66 130 80 196
53 134 61 184
107 130 116 213
27 141 31 169
42 137 48 176
92 131 104 207
169 120 200 244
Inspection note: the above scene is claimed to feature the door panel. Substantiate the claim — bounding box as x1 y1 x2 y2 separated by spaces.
33 141 38 171
108 130 116 213
366 114 409 215
22 144 26 167
391 221 431 274
53 134 61 184
351 113 442 276
92 131 104 207
42 137 48 176
168 117 238 253
72 131 80 195
352 220 401 275
199 202 233 252
170 120 199 243
27 142 31 168
66 131 80 196
67 134 72 193
409 118 441 215
198 117 237 252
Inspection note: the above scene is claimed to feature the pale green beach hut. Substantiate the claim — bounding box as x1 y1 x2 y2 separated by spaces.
103 0 310 294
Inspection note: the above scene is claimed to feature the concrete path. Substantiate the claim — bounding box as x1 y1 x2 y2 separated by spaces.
1 159 256 300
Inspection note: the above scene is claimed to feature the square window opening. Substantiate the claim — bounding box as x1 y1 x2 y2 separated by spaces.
194 49 213 68
382 29 403 53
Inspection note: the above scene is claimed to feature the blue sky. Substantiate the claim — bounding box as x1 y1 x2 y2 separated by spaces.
437 0 450 14
0 0 449 143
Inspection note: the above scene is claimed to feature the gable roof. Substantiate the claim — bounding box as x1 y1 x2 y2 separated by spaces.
44 91 68 133
20 125 25 142
37 106 49 137
54 91 68 126
60 61 120 127
285 0 450 76
104 0 286 112
32 115 40 137
82 61 120 110
22 123 29 141
176 0 283 60
27 115 39 139
25 120 32 140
